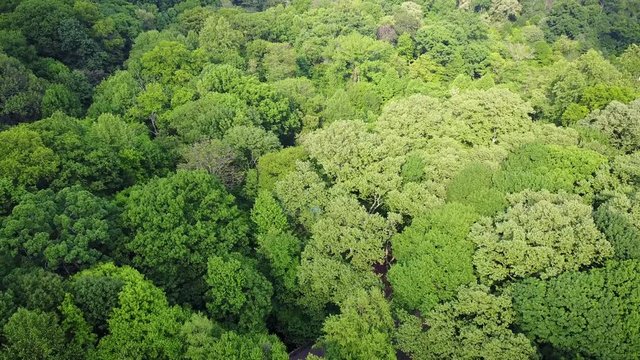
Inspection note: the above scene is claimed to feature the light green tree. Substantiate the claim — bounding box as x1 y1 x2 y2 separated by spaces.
205 254 273 332
320 289 396 360
395 286 536 360
471 190 613 285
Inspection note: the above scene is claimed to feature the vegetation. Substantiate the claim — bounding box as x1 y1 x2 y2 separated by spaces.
0 0 639 358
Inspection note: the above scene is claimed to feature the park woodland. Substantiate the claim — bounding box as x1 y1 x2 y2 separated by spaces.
0 0 639 358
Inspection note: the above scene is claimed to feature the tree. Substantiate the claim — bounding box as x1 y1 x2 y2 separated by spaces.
1 309 66 360
179 139 244 189
0 53 43 124
594 191 640 260
68 271 125 336
160 92 251 143
395 286 536 360
205 254 273 332
83 113 173 193
513 259 640 359
320 289 396 360
0 126 58 188
92 264 186 360
181 313 288 360
41 84 83 118
274 161 329 230
389 203 478 313
580 100 640 153
120 170 248 304
297 195 393 309
58 294 97 360
414 22 460 67
1 186 119 273
9 0 75 59
195 64 244 96
488 0 522 21
376 94 445 146
471 190 613 285
492 143 608 197
139 41 200 86
88 70 140 118
303 120 404 210
262 43 298 82
542 0 593 42
251 191 301 291
198 16 244 65
617 44 640 80
27 112 172 194
580 84 636 112
255 146 306 192
1 267 64 313
230 77 300 137
444 88 533 146
222 125 282 168
446 163 506 216
393 2 423 35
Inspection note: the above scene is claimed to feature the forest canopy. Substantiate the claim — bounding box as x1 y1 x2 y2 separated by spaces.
0 0 639 359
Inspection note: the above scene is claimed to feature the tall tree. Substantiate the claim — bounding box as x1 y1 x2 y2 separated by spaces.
120 170 248 304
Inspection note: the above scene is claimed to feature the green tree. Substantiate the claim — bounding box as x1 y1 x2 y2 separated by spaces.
251 191 301 291
139 41 200 86
0 53 44 124
594 191 640 259
1 186 119 273
0 126 58 188
303 120 403 211
513 260 640 359
68 272 125 336
83 113 173 193
1 309 66 360
205 254 273 332
41 84 83 118
198 16 244 65
395 286 536 360
255 146 306 193
160 92 251 143
179 139 244 189
492 143 608 197
88 70 140 118
444 88 533 146
274 161 328 230
389 203 478 313
58 294 97 359
297 195 393 309
92 264 186 360
393 2 423 35
1 267 64 313
120 170 248 304
222 125 282 168
181 313 288 360
471 190 613 285
320 289 396 360
580 100 640 153
446 163 506 216
580 84 636 111
262 43 298 82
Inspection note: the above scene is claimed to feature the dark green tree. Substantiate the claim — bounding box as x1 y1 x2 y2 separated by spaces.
120 170 248 304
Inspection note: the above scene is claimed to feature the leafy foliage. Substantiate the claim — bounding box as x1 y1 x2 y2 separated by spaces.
471 190 613 285
513 260 640 359
395 286 537 359
120 170 248 304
